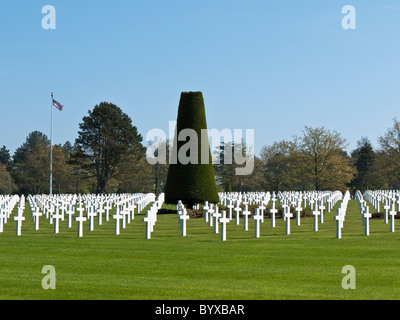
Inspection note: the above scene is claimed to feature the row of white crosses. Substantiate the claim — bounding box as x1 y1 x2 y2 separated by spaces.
356 190 373 236
220 192 272 239
276 191 342 235
202 201 231 241
0 195 20 234
143 193 162 239
334 191 350 239
112 193 147 236
14 195 26 236
362 190 399 233
3 193 156 237
176 200 190 237
212 191 345 240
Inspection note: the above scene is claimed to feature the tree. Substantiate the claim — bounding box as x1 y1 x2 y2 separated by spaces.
214 141 263 192
260 140 299 191
0 164 12 194
377 118 400 189
76 102 145 194
296 126 355 191
68 142 95 194
165 92 219 206
0 146 11 168
51 144 75 194
117 155 153 193
12 131 51 194
147 139 170 196
350 137 375 191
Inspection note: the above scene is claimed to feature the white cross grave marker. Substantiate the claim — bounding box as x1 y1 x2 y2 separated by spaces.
75 203 87 238
234 201 242 225
14 213 25 236
319 201 325 224
52 210 63 234
32 207 43 231
113 207 123 236
284 206 293 235
389 204 397 233
312 208 320 232
383 201 390 225
295 201 302 226
334 208 343 239
253 208 263 238
220 210 230 241
180 210 190 237
363 206 371 236
212 206 221 234
270 201 278 228
0 209 6 233
242 204 251 231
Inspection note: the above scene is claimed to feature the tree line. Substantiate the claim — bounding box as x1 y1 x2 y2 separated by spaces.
0 101 399 195
217 119 400 194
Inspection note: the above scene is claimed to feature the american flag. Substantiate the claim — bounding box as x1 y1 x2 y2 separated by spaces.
52 99 64 111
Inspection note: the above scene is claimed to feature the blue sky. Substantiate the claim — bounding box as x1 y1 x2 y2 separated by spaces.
0 0 399 156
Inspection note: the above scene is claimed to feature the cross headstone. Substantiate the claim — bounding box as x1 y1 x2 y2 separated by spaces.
319 201 325 224
65 204 75 228
104 201 112 221
281 204 288 221
0 209 5 233
253 209 263 238
208 204 214 227
143 209 155 240
389 204 397 233
312 208 320 232
269 200 278 228
203 201 209 223
295 201 302 226
234 201 242 225
284 207 293 235
363 206 371 236
87 207 97 232
334 208 343 239
212 206 221 234
14 213 25 236
32 207 43 231
113 207 123 236
383 201 390 225
97 202 104 226
75 203 87 238
179 210 189 237
258 203 266 223
59 202 67 221
227 200 234 221
242 204 251 231
52 210 63 234
397 195 400 212
220 210 230 241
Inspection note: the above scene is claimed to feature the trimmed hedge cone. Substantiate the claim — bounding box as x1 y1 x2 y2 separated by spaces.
165 92 219 206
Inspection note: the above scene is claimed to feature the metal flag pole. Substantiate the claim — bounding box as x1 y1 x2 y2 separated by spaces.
50 92 53 195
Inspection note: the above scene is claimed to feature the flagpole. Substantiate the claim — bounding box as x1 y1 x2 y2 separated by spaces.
50 92 53 195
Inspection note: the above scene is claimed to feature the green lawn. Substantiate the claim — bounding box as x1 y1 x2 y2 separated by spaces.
0 199 399 300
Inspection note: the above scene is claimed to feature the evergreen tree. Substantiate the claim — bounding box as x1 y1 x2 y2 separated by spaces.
76 102 145 194
165 92 219 206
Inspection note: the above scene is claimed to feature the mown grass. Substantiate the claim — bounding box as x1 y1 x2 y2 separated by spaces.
0 199 399 300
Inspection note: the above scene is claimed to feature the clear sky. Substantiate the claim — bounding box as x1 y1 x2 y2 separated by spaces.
0 0 399 156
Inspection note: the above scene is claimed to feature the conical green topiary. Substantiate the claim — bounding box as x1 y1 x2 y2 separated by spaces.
165 92 219 206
